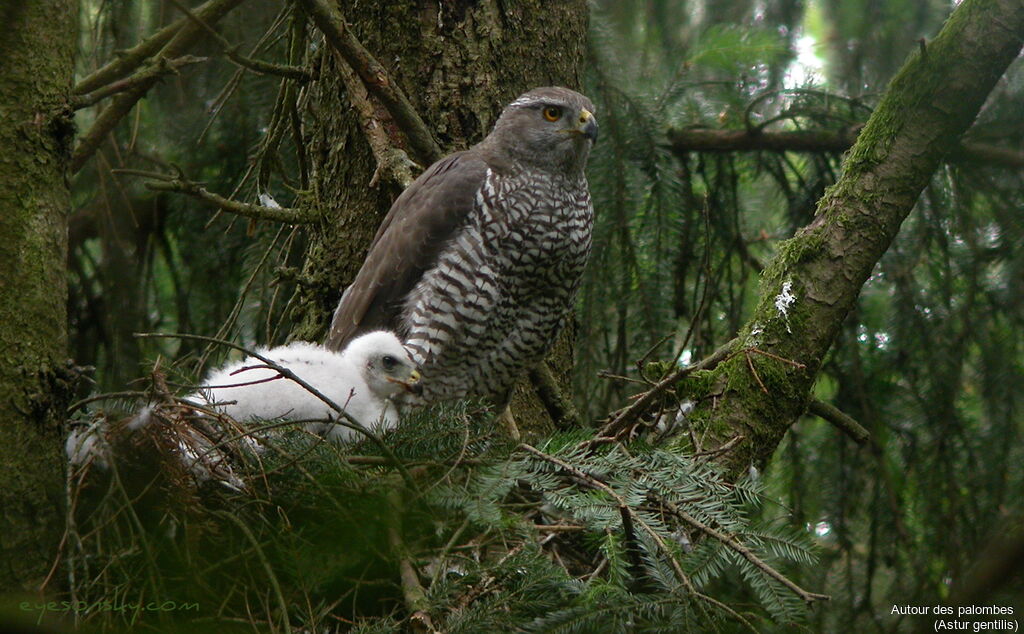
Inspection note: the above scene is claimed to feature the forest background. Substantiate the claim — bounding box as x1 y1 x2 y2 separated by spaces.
0 0 1022 631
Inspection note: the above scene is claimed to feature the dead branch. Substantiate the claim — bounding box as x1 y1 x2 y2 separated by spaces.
333 50 417 189
115 169 319 224
73 0 217 94
295 0 443 166
596 339 737 442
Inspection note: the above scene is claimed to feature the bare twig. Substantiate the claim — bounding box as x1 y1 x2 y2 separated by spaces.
744 350 769 394
216 511 292 634
807 399 871 445
296 0 442 166
167 0 311 81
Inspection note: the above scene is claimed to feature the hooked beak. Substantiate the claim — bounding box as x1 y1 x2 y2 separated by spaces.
577 109 598 143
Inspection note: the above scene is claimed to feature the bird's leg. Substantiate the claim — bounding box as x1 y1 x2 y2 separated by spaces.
528 362 579 428
494 389 521 441
496 406 521 441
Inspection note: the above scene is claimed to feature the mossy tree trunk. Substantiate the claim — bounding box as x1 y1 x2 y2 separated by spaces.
0 0 77 592
681 0 1024 478
289 0 589 431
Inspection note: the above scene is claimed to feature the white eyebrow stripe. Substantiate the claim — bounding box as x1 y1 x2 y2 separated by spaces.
509 97 542 108
509 97 569 109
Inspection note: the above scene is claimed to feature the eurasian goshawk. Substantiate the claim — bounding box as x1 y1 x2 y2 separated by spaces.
325 86 598 407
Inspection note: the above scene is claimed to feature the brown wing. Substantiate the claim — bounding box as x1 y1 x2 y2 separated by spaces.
324 149 488 349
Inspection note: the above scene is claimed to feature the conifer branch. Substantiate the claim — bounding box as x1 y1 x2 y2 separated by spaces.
668 504 830 604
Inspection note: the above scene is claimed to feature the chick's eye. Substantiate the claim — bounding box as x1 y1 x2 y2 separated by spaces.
381 355 398 370
542 106 563 122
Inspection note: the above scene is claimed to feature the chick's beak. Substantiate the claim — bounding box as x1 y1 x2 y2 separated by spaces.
405 369 422 395
577 109 599 143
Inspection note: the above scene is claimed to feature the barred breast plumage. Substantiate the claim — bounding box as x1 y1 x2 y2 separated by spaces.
325 86 598 406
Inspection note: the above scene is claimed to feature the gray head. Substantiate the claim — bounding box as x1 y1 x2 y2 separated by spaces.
342 331 421 397
480 86 598 176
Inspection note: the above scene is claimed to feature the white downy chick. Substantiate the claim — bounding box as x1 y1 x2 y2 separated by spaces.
188 331 420 443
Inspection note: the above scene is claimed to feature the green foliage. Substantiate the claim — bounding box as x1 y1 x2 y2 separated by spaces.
62 0 1024 632
64 389 820 632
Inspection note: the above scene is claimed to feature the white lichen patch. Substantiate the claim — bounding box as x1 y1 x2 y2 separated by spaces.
258 192 282 209
774 280 797 333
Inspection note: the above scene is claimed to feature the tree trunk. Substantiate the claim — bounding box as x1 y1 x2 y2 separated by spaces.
685 0 1024 477
290 0 589 431
0 0 77 592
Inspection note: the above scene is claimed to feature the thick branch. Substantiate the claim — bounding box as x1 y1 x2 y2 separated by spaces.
332 51 416 189
295 0 443 166
70 0 247 173
666 127 1024 169
685 0 1024 477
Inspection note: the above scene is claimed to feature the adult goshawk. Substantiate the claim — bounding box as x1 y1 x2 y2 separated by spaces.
325 86 598 408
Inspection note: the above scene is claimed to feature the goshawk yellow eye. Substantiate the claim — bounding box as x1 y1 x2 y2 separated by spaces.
542 106 563 122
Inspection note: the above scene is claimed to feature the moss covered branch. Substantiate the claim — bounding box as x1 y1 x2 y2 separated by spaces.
681 0 1024 477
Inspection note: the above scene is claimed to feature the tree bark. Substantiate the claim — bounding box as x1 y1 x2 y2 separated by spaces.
682 0 1024 477
289 0 590 432
0 0 77 592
